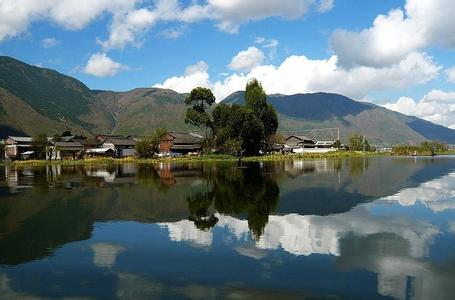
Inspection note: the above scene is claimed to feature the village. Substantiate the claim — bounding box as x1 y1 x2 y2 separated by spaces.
3 132 339 161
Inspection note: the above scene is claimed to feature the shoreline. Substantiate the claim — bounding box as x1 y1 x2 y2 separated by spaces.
4 151 455 167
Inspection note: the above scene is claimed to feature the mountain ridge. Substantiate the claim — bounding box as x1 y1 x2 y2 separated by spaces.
1 55 455 145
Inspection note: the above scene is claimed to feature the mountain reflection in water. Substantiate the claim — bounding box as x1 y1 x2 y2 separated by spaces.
0 156 454 299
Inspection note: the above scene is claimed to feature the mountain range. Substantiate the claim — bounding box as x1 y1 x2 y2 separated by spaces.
1 55 455 145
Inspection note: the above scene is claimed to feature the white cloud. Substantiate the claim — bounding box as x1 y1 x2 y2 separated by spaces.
331 0 455 68
41 37 60 48
0 0 137 42
153 61 211 93
228 47 265 72
0 0 332 49
83 52 125 77
208 0 316 34
255 37 279 60
155 51 439 102
98 8 157 50
317 0 334 13
384 90 455 129
159 26 187 40
446 67 455 83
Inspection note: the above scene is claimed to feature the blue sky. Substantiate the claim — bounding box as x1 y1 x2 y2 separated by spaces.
0 0 454 128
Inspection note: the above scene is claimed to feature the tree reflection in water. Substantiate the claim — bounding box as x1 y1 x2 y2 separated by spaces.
186 162 280 239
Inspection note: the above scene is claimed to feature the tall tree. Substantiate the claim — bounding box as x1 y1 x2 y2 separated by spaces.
184 87 216 139
245 79 278 150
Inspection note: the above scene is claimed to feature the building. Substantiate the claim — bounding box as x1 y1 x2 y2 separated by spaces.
4 136 33 160
284 135 337 154
160 132 204 155
283 135 316 152
47 141 84 160
84 148 116 158
100 136 137 157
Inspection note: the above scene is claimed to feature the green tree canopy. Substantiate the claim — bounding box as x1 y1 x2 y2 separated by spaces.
135 128 168 159
349 134 370 151
184 87 215 130
212 104 264 156
245 79 278 149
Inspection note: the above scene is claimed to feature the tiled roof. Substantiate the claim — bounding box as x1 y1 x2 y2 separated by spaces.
104 137 136 146
52 141 83 148
168 132 204 144
7 136 33 143
285 135 313 141
74 138 100 147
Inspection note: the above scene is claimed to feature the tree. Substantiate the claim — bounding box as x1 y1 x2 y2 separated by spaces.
333 139 342 149
212 104 264 156
349 134 370 151
31 134 48 160
184 87 216 140
245 79 278 150
135 128 168 159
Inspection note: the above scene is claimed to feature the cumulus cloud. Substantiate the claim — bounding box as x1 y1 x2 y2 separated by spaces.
155 51 439 102
384 90 455 129
331 0 455 68
153 61 211 93
41 37 60 48
0 0 136 42
83 52 126 77
0 0 332 49
207 0 316 34
228 47 265 72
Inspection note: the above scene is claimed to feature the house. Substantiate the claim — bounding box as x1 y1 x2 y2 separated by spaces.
4 136 33 160
84 148 116 158
47 141 84 160
284 135 337 154
100 136 137 157
283 135 316 152
315 141 336 148
160 132 204 155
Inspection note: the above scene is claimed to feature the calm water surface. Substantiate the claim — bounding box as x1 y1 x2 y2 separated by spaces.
1 156 455 299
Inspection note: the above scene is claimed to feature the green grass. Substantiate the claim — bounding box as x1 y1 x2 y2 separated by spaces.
435 150 455 155
8 151 393 168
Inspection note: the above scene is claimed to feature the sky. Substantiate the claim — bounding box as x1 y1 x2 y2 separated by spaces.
0 0 455 129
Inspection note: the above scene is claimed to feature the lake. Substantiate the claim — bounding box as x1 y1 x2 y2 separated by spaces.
0 156 455 299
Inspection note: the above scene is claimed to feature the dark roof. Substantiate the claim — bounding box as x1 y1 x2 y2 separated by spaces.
168 132 204 144
74 138 100 147
285 135 313 141
171 144 202 150
96 134 125 141
103 137 136 146
52 141 83 148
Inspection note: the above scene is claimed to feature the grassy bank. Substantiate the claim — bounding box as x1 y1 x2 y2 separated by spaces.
7 151 394 167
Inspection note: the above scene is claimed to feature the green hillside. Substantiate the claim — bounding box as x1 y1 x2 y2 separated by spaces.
1 55 455 145
222 91 455 145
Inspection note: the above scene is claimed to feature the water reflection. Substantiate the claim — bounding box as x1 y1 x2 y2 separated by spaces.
0 157 454 299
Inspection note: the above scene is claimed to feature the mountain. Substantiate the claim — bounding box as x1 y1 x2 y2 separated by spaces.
0 56 194 137
1 55 455 145
222 91 455 145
